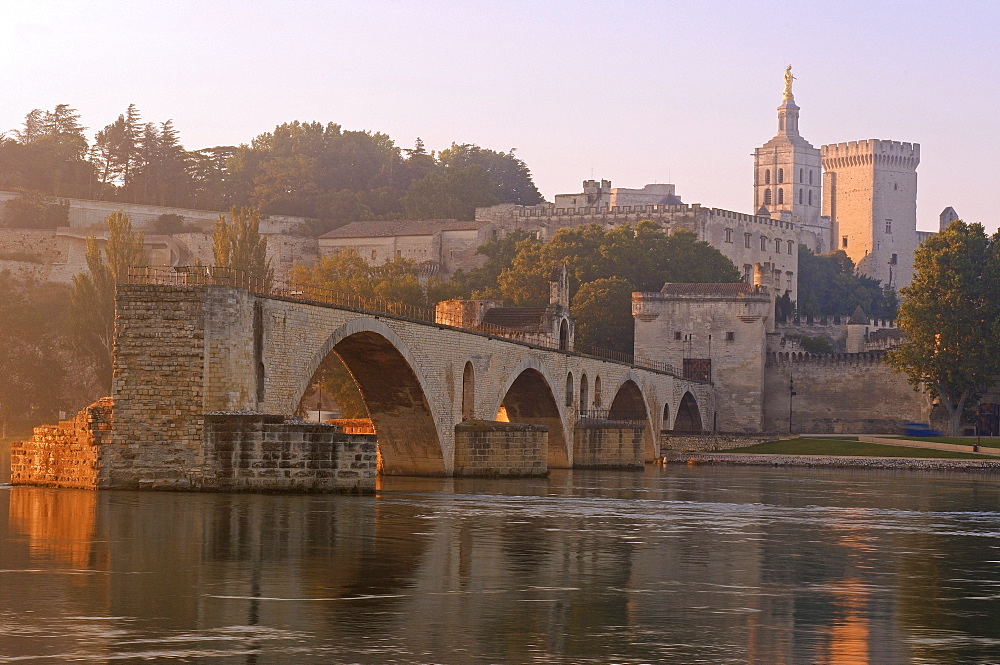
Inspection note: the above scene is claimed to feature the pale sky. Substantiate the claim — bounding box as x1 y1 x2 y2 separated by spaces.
1 0 997 233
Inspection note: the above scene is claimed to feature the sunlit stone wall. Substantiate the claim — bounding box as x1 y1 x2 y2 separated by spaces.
453 420 548 477
573 420 645 468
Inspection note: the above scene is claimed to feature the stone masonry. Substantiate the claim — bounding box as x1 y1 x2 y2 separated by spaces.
453 420 548 477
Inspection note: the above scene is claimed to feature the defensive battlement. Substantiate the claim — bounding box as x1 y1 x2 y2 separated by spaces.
821 140 920 170
766 350 888 366
490 203 795 231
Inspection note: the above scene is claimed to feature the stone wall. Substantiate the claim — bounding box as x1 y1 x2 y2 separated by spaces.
109 284 209 488
202 414 376 491
763 351 932 433
661 433 773 454
573 420 645 468
9 397 113 489
453 420 548 477
0 190 309 233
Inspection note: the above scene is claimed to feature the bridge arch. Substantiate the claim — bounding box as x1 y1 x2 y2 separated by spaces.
607 377 656 461
673 391 703 433
494 357 571 469
295 317 445 476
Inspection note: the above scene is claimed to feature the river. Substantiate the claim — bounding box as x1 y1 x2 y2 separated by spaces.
1 463 999 664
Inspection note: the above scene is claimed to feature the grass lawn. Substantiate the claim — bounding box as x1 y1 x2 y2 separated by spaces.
727 437 991 459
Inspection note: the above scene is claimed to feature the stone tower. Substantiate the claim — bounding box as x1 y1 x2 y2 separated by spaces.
821 140 920 288
753 67 822 238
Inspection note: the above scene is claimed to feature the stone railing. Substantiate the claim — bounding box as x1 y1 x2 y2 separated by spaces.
124 266 687 379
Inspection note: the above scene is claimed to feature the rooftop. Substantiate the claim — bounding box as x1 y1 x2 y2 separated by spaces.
320 219 489 239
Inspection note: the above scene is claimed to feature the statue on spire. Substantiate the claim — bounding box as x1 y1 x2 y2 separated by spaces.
783 65 795 100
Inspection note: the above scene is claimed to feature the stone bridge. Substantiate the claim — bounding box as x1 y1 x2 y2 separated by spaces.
103 272 713 490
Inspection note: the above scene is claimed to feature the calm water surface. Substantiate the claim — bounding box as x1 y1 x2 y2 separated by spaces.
1 464 999 664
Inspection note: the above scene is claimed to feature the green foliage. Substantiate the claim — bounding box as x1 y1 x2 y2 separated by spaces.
478 222 739 353
572 278 634 354
70 211 145 390
212 207 274 283
436 143 542 205
799 335 834 354
2 190 69 228
886 220 1000 435
797 246 897 319
498 222 740 307
149 213 190 234
402 164 498 220
291 249 425 307
0 273 72 434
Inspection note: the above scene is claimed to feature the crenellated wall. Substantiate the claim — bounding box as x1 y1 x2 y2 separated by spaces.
763 351 931 433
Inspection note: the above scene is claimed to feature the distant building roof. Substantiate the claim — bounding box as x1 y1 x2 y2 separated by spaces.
320 219 489 239
848 306 869 325
481 307 549 332
658 282 757 296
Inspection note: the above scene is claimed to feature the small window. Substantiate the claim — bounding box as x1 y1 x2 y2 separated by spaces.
371 250 377 261
725 331 735 342
761 236 768 251
743 264 753 282
808 190 813 206
799 168 803 183
745 233 752 248
674 331 682 341
777 188 784 204
787 240 794 254
798 188 803 204
891 253 898 265
809 170 814 184
778 168 784 184
786 272 793 290
764 188 772 205
725 228 733 243
775 238 782 253
765 169 771 184
396 249 402 259
885 219 892 234
842 236 848 248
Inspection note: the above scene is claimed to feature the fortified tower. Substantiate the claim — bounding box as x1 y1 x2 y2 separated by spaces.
821 140 919 288
753 66 822 240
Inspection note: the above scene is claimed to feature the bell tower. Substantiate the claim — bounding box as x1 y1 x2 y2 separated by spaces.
753 66 822 236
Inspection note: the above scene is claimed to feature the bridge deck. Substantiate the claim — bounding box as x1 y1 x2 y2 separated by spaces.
125 266 701 382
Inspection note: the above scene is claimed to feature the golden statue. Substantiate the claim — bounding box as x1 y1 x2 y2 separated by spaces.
783 65 795 99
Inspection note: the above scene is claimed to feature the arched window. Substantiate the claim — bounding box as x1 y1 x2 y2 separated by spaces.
777 188 784 204
787 240 794 254
808 190 813 206
798 188 803 204
594 376 602 408
799 168 803 183
778 168 784 183
580 374 589 413
809 170 814 184
761 236 768 251
776 238 782 253
461 362 474 420
565 372 574 407
764 169 771 184
764 188 772 205
559 319 569 350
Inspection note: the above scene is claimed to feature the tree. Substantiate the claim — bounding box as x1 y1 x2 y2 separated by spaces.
572 278 634 354
401 164 498 220
212 207 274 283
69 211 146 390
886 221 1000 435
437 143 543 205
797 246 896 319
2 190 69 228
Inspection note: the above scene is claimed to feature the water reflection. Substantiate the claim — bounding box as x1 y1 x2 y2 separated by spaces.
0 467 998 664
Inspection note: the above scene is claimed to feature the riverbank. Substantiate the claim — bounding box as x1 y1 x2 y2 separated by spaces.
670 453 1000 471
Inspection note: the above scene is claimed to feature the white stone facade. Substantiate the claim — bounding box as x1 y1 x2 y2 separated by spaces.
821 140 920 288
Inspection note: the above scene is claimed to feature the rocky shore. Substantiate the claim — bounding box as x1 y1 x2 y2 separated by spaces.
671 453 1000 471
